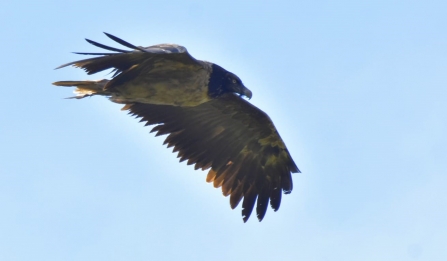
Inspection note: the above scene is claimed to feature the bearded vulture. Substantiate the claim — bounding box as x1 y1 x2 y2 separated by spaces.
53 33 300 222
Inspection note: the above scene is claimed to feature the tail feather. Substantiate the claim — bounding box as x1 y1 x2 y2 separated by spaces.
53 80 110 99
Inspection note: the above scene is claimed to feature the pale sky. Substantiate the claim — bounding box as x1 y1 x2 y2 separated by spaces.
1 1 446 260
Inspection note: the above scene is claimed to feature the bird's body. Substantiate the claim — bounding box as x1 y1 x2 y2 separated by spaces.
109 59 212 106
54 33 300 222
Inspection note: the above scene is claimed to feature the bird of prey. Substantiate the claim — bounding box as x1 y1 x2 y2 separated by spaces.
54 33 300 222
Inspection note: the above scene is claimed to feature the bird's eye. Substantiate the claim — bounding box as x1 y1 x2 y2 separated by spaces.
232 79 237 84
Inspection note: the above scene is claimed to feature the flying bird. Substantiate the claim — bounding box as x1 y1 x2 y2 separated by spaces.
53 33 300 222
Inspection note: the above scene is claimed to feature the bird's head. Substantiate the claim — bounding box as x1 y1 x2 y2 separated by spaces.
223 72 252 99
208 64 252 99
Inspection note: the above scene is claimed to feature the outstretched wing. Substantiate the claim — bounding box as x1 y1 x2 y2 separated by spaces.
127 93 300 222
56 32 201 77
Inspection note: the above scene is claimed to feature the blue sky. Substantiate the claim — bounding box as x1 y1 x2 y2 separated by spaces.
1 1 446 260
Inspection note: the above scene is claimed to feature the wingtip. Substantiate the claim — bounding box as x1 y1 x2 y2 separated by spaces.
103 32 148 53
103 32 120 41
103 32 118 41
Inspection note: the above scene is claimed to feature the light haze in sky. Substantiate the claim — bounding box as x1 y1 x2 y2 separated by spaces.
1 1 446 260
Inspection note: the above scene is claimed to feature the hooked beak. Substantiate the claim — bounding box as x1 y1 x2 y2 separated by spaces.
240 85 252 99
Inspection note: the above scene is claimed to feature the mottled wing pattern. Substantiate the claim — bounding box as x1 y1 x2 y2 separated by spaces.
127 93 300 222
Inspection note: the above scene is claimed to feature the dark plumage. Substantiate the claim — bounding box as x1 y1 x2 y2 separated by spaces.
54 33 300 222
